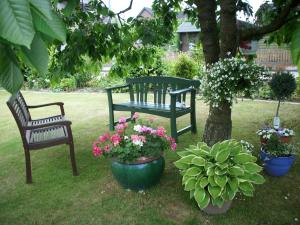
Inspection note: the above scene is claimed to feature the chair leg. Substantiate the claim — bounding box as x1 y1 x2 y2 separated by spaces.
170 117 178 142
69 142 78 176
191 109 197 134
24 149 32 184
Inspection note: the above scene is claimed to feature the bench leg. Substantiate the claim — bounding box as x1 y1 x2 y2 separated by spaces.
170 117 178 142
69 142 78 176
24 148 32 184
191 108 197 134
109 109 115 131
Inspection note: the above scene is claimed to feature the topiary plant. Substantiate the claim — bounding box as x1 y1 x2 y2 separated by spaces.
173 53 198 79
174 139 265 210
269 72 297 117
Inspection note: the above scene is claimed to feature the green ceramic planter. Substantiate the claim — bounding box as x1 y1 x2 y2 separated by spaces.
111 156 165 191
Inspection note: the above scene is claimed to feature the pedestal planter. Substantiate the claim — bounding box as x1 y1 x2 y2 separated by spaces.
111 156 165 191
202 201 232 215
260 149 296 177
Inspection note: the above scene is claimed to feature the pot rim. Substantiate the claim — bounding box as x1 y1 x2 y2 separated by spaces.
260 149 296 159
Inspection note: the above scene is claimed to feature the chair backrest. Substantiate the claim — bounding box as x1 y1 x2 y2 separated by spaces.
7 92 31 135
126 76 200 104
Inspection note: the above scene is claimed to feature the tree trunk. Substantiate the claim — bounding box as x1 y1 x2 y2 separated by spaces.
203 102 232 147
199 0 237 145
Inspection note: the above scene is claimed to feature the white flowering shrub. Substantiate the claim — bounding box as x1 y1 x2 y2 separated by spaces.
201 57 266 108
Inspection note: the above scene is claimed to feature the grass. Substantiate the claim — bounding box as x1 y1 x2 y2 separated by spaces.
0 90 300 225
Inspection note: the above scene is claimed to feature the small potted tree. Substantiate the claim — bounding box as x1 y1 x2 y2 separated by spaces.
93 113 176 191
269 72 297 129
261 134 298 177
174 140 264 214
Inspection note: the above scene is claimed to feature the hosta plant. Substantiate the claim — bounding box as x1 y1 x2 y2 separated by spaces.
174 139 265 210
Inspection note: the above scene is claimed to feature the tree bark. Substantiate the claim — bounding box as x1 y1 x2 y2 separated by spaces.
200 0 237 146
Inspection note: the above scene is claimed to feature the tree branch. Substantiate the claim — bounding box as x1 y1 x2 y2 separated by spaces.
240 0 299 41
116 0 133 16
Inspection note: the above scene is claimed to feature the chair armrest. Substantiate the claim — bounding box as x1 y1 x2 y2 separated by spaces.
105 84 130 91
27 102 65 115
169 87 195 96
24 120 72 130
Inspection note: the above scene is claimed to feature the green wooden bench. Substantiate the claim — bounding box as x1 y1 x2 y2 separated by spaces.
106 76 200 141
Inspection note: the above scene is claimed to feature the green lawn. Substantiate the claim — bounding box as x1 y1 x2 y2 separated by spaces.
0 90 300 225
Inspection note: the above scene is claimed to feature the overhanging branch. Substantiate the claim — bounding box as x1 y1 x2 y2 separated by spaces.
240 0 299 40
116 0 133 16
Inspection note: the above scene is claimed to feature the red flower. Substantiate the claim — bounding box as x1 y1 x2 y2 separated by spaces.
111 134 122 146
93 146 103 157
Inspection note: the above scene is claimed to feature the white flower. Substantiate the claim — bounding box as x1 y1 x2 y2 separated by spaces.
132 140 144 147
133 125 142 132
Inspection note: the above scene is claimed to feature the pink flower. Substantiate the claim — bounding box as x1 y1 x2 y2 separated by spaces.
93 146 103 157
118 117 127 124
104 133 110 139
104 145 110 152
117 129 124 135
171 142 177 151
111 134 122 146
132 112 139 120
99 135 107 143
141 126 153 133
131 135 146 146
124 122 129 128
115 123 125 130
157 126 166 137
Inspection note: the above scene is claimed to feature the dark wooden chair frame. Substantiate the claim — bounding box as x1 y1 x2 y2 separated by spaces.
7 92 78 184
106 76 200 141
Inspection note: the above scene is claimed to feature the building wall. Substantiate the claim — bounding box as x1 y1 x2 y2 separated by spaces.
179 32 200 52
139 10 153 19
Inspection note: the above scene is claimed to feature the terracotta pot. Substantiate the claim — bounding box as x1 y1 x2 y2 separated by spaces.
260 137 267 145
202 201 232 215
280 136 292 143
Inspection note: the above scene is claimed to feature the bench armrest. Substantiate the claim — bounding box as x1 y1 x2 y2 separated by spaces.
24 120 72 130
169 87 195 96
105 84 130 91
27 102 65 115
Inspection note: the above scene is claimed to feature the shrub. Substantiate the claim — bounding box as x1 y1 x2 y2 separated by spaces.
173 53 198 79
269 72 297 100
73 73 93 88
59 77 76 91
257 84 275 99
174 140 265 209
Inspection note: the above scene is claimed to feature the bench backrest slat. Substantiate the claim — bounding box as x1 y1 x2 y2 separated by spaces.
126 76 200 104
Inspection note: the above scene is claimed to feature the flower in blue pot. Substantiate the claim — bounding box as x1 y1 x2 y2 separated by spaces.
261 134 298 177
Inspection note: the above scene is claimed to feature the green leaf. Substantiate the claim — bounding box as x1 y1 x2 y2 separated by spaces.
208 176 217 187
29 0 52 19
215 147 230 163
226 184 237 200
174 160 189 170
206 166 215 176
199 177 209 188
186 167 202 176
214 175 227 188
0 45 24 93
215 167 227 176
233 153 256 164
194 188 206 204
228 166 244 176
191 156 206 166
228 177 239 193
0 0 35 48
182 174 191 184
208 185 222 199
184 178 197 191
239 181 254 193
177 151 192 158
210 142 222 157
243 162 262 174
248 173 265 185
176 155 195 164
241 189 254 197
20 34 49 74
197 191 210 209
189 190 195 199
31 7 66 42
211 196 224 207
62 0 79 16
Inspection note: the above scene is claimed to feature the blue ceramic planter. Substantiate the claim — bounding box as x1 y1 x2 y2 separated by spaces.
260 149 296 177
111 157 165 191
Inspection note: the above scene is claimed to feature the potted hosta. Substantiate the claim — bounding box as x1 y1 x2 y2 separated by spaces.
261 134 298 177
93 113 176 190
174 140 264 214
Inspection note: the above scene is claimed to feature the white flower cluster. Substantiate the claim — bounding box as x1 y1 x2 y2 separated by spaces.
201 57 266 108
256 128 277 139
240 140 254 153
278 128 295 137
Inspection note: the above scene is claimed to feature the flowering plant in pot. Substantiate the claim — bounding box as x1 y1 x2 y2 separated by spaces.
257 128 295 144
93 113 176 190
261 134 298 177
174 139 264 214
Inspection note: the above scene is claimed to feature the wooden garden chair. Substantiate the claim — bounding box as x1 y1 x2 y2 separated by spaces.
7 92 78 184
